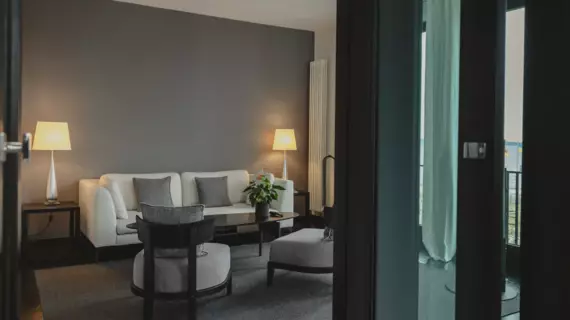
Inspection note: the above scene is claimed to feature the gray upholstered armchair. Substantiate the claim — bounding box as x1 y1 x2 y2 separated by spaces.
131 205 232 320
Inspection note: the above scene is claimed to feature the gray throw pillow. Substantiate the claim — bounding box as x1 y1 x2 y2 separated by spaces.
133 177 174 211
195 176 232 207
140 203 207 257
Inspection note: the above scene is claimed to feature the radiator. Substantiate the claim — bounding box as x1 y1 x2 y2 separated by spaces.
308 60 328 212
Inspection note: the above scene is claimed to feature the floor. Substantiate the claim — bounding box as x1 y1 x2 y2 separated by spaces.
25 220 519 320
32 243 520 320
36 244 332 320
418 256 520 320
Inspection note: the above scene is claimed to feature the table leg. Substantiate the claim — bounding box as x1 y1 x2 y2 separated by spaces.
75 209 81 238
69 210 75 237
22 213 28 259
259 226 264 257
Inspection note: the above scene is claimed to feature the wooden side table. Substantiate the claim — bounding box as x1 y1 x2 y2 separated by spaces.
21 202 80 259
294 190 311 216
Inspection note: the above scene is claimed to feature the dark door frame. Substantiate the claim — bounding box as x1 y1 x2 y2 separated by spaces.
456 0 506 319
520 0 570 318
336 0 508 319
1 0 23 318
334 0 421 319
507 0 525 11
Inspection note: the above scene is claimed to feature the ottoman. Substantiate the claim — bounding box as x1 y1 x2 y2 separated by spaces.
267 228 334 286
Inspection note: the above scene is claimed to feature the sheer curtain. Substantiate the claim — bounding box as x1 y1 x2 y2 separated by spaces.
422 0 461 262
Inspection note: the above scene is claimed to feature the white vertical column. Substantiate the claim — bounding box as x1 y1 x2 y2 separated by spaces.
308 60 328 212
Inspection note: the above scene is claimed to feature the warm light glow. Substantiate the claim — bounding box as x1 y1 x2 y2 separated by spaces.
33 122 72 151
272 129 297 151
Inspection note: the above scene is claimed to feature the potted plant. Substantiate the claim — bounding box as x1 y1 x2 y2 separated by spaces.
244 175 285 220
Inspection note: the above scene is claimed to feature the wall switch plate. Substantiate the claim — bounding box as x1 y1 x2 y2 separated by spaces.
463 142 487 159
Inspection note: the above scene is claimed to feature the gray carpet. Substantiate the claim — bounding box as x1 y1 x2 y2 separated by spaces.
36 244 519 320
36 244 332 320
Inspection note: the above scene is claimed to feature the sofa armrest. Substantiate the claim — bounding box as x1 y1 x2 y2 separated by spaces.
271 178 294 212
79 179 118 248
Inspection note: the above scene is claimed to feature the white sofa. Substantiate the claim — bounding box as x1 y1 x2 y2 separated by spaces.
78 170 294 249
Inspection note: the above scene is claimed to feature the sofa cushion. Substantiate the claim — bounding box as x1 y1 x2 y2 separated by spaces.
99 179 129 219
195 176 232 208
116 211 141 235
203 202 255 216
100 173 182 210
133 177 174 210
181 170 249 206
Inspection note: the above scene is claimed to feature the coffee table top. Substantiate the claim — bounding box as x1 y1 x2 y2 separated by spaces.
126 212 298 230
212 212 298 228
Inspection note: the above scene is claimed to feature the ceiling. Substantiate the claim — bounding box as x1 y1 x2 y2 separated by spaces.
114 0 336 31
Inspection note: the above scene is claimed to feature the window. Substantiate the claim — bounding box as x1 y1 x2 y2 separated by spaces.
505 8 525 245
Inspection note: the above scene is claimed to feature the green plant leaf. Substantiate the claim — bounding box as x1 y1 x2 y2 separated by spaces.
242 176 284 205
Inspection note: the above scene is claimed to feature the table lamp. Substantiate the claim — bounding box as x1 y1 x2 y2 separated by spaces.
273 129 297 180
33 121 72 205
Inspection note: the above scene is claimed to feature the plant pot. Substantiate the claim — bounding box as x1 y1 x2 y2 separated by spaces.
255 203 270 220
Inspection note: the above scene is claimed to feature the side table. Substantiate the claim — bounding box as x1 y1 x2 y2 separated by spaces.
294 190 311 216
22 202 80 261
293 190 326 229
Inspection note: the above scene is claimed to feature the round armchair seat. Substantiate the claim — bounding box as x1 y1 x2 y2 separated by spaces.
133 242 231 293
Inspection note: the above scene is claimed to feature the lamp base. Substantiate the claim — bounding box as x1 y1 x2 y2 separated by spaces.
45 150 59 206
282 150 288 180
44 199 60 206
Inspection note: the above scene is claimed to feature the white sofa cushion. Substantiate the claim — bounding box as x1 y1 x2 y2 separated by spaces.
181 170 249 206
99 179 129 219
203 202 255 216
100 173 182 210
116 211 141 235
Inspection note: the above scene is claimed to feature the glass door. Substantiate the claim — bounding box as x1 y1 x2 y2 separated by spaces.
418 0 460 318
328 0 509 318
502 5 526 318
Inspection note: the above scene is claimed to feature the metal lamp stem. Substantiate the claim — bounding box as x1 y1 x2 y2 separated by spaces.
45 150 59 205
282 150 288 180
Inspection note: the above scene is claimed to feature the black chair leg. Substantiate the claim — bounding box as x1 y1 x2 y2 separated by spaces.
227 276 233 296
143 297 154 320
188 297 197 320
267 263 274 287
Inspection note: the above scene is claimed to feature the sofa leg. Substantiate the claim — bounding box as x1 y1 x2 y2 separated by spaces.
267 263 274 287
226 276 233 296
187 296 196 320
144 297 154 320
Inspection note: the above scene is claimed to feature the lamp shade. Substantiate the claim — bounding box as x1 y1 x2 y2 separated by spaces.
272 129 297 151
33 121 72 151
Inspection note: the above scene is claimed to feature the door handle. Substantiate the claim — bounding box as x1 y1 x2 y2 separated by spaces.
0 132 32 162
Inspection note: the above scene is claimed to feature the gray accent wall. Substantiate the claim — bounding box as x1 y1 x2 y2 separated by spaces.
22 0 313 238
